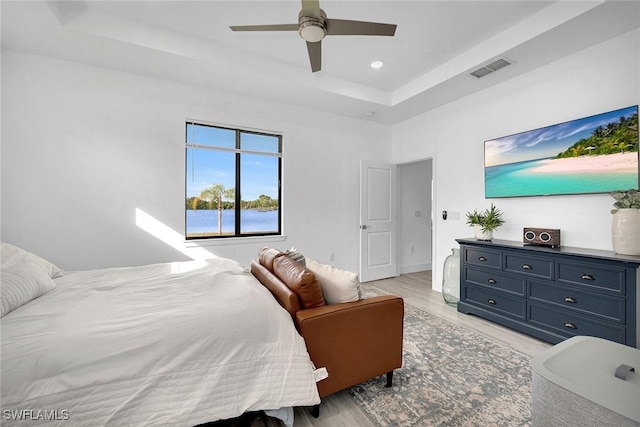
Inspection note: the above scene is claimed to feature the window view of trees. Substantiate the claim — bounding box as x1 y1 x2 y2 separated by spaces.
187 184 236 210
556 112 638 158
185 186 278 211
185 184 280 236
185 121 282 239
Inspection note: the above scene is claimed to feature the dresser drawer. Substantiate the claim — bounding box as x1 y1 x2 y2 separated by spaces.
556 260 625 294
463 286 525 319
457 238 638 348
528 280 625 324
528 303 626 344
504 253 553 279
464 267 525 296
464 247 502 270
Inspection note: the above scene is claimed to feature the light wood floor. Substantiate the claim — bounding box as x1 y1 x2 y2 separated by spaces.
292 271 552 427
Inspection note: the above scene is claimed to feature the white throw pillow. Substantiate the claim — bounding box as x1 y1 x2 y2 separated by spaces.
1 242 63 278
1 262 56 317
305 258 362 305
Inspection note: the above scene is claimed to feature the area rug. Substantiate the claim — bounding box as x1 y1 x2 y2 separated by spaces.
347 292 532 427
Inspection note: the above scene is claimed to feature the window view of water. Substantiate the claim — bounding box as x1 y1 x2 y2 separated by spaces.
186 209 278 235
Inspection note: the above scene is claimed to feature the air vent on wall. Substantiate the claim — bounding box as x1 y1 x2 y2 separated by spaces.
470 58 512 78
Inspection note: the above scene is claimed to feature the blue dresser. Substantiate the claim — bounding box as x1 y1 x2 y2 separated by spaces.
456 238 640 347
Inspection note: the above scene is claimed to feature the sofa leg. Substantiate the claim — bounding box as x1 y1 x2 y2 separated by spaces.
311 404 320 418
386 371 394 387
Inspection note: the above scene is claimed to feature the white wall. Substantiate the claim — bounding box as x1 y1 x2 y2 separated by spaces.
2 29 638 285
392 29 640 291
398 159 432 273
1 50 391 271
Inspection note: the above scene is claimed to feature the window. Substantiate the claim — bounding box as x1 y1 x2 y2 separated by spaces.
185 121 282 239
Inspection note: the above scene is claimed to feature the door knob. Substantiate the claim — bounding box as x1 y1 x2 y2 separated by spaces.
360 225 367 230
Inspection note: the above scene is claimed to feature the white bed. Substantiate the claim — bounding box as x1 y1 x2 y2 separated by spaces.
1 244 320 426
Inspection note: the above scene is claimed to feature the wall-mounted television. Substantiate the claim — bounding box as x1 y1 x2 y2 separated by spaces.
485 105 639 198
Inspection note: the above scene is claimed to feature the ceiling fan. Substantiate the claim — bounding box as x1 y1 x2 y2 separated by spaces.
229 0 397 73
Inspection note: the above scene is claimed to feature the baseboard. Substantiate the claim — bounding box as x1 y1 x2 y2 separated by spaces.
399 263 431 274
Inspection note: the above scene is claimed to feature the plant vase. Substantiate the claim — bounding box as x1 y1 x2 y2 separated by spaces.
474 225 493 241
611 208 640 255
442 248 460 306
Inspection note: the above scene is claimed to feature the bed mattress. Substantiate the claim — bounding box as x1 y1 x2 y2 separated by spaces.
1 257 320 426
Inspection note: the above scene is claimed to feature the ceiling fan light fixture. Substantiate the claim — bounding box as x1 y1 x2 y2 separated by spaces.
298 12 326 43
299 22 325 42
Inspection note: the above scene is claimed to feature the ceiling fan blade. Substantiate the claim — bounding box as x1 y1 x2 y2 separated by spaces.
306 41 321 73
301 0 321 17
230 24 298 32
325 19 396 36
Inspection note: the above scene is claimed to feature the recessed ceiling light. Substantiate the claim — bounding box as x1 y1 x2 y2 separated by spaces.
370 61 384 69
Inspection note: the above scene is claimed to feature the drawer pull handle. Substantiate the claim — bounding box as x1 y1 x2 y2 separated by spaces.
488 299 497 305
488 279 497 284
563 322 577 329
478 256 487 262
581 273 595 281
564 296 577 304
522 264 532 270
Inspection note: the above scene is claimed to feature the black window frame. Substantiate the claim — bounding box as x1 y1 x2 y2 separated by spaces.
185 121 282 240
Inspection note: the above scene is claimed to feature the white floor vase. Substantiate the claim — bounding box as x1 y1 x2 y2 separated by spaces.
611 208 640 255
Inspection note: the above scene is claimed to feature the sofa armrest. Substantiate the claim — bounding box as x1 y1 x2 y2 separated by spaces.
251 260 301 317
295 295 404 397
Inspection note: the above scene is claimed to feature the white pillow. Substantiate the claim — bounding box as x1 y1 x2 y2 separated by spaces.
305 258 362 305
1 242 63 278
1 262 56 317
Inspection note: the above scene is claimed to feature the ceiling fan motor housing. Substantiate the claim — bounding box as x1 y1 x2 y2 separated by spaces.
298 9 326 42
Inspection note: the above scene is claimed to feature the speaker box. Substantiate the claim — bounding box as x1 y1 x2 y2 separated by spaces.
523 228 561 247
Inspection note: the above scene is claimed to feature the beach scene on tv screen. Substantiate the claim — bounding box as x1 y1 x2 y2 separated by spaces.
485 106 639 198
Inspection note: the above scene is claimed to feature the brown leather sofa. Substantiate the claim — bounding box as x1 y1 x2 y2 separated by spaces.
250 247 404 417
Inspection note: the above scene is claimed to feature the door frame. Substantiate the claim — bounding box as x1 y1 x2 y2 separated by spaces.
395 154 437 289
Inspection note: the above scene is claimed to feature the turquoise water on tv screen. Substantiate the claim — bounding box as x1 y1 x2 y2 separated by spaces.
485 158 638 198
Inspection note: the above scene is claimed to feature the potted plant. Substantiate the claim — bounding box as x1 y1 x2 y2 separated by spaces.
610 189 640 255
466 203 505 241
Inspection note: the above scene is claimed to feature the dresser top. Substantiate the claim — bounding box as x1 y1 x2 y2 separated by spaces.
456 238 640 266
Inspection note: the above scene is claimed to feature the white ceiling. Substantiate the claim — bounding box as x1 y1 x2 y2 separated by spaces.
2 1 639 124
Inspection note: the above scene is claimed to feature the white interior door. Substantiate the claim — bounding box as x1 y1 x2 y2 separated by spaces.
359 161 398 282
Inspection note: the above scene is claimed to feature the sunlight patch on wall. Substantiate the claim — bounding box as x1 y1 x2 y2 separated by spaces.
135 208 217 263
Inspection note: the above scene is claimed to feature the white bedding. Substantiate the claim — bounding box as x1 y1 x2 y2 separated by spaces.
1 258 320 426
